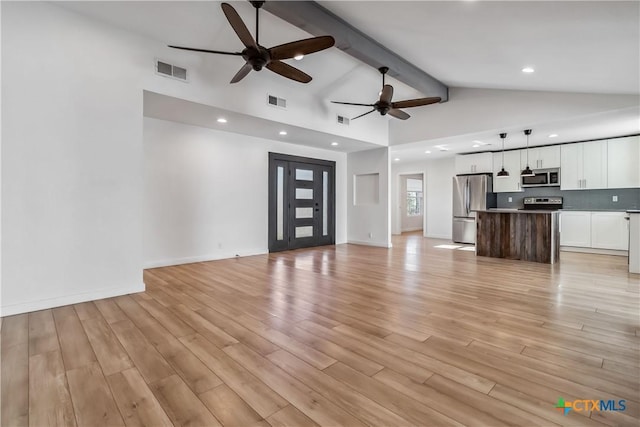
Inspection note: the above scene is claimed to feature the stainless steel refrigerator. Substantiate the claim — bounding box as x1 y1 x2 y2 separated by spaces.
452 174 496 244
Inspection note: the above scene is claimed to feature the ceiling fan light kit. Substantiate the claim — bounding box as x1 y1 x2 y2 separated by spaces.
331 67 441 121
169 1 335 84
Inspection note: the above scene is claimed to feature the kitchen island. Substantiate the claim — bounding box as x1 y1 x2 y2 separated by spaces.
476 209 560 264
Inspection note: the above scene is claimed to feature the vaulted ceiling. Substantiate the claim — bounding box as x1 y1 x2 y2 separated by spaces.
57 1 640 158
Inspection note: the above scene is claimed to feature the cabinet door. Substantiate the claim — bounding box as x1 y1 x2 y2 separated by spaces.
607 136 640 189
473 152 493 173
536 145 561 169
493 151 522 192
560 211 591 247
560 144 583 190
455 155 475 174
582 140 608 189
591 212 629 250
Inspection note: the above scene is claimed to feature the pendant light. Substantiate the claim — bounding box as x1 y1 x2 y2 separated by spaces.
496 132 509 178
521 129 535 177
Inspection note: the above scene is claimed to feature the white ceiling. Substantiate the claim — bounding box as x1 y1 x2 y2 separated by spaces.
320 0 640 94
57 1 640 157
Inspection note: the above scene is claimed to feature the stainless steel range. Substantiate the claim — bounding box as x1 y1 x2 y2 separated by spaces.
521 196 563 210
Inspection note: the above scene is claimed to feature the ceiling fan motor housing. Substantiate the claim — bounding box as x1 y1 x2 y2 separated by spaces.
374 101 391 115
242 46 270 70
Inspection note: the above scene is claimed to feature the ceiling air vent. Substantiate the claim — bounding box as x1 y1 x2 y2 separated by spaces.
267 95 287 109
155 59 188 82
337 115 350 126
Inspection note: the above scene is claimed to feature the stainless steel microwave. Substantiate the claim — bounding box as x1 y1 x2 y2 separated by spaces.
521 168 560 187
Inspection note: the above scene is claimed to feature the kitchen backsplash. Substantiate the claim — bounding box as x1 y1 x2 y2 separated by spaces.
496 187 640 210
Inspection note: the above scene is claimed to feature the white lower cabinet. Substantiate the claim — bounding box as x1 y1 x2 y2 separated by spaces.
591 212 629 250
560 211 591 247
561 211 629 251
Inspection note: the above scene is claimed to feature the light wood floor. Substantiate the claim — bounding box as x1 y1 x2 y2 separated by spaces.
2 234 639 427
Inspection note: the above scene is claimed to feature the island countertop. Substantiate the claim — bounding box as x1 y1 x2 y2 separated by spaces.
478 209 560 214
476 210 560 264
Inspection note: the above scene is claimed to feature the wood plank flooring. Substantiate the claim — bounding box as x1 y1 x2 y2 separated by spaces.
2 234 639 426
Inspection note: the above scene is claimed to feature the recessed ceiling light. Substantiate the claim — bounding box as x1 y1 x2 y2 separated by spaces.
522 67 535 73
472 144 480 148
217 117 227 123
425 150 431 154
394 158 400 161
331 142 339 146
294 54 304 61
548 133 558 138
279 131 287 135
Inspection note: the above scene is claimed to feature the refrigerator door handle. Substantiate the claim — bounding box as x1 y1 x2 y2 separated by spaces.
466 179 470 215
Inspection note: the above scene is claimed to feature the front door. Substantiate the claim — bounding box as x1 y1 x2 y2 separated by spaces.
269 153 335 252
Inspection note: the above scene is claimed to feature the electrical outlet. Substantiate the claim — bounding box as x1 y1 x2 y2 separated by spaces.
508 197 513 203
613 195 618 202
368 232 373 238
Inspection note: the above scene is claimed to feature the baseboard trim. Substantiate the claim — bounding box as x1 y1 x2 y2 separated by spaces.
0 282 145 317
425 233 452 240
347 240 392 248
144 250 266 269
561 246 628 257
401 227 423 233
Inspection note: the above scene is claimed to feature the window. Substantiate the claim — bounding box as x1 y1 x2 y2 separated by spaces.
406 191 423 216
406 178 423 216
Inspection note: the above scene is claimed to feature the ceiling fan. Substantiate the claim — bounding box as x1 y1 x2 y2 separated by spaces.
168 1 335 84
331 67 441 120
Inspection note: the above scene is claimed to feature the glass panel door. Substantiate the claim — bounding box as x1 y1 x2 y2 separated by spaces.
268 153 335 252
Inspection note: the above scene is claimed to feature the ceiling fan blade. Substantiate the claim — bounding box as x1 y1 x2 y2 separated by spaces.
388 108 410 120
380 84 394 104
392 97 442 109
168 46 242 56
351 109 376 120
266 60 312 83
268 36 335 61
330 101 375 107
230 63 253 84
221 2 258 50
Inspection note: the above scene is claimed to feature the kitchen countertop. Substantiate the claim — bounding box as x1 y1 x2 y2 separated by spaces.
480 209 560 214
561 208 636 212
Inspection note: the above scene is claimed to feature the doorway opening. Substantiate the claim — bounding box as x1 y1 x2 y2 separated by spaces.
400 173 424 233
268 153 336 252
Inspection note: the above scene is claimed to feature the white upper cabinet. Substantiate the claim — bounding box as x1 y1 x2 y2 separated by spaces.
493 151 523 192
582 140 608 189
560 143 583 190
455 152 493 174
560 140 607 190
607 136 640 189
521 145 561 170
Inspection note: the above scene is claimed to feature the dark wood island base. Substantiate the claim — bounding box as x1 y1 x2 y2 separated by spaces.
476 210 560 264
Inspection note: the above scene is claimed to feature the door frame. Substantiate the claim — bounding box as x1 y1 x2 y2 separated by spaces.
268 153 336 252
399 173 425 233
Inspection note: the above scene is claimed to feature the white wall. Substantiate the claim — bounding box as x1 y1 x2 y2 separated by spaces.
144 118 347 267
391 158 455 240
347 147 391 247
0 1 383 315
1 1 145 315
